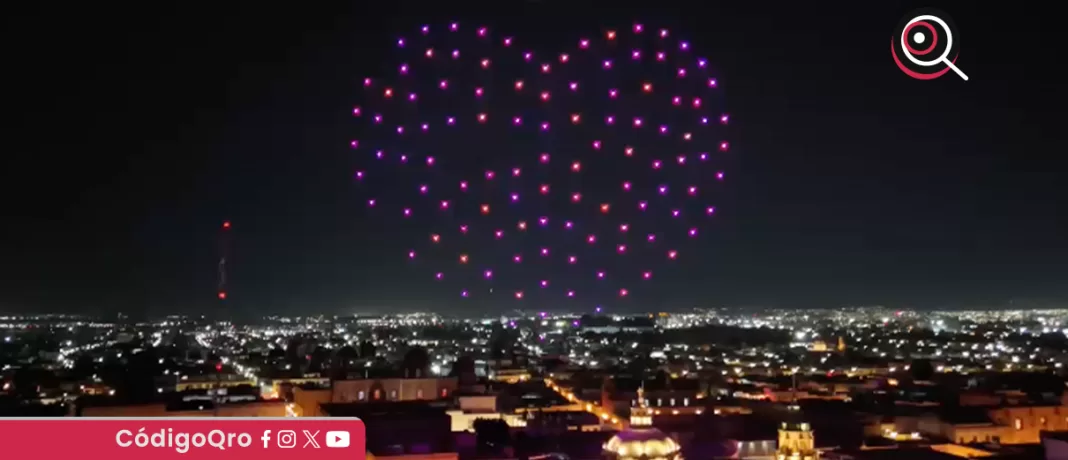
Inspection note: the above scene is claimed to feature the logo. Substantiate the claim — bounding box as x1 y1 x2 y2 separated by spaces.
891 8 969 81
325 431 350 448
276 430 297 448
302 430 321 448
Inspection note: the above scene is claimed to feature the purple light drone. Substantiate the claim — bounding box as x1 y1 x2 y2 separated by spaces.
353 23 731 307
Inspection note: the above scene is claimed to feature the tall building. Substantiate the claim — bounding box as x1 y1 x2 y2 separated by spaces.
602 386 683 459
776 422 818 460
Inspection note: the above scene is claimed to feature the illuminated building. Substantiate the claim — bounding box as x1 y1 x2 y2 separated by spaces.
776 422 818 460
602 386 683 460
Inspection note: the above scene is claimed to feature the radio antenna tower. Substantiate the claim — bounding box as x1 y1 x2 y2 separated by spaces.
217 220 232 301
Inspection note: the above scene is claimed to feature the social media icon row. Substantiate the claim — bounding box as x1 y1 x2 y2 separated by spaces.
274 430 349 448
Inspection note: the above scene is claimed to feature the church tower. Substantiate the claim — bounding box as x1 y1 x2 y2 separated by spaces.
777 422 818 460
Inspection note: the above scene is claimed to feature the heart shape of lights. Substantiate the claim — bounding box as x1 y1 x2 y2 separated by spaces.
352 21 731 309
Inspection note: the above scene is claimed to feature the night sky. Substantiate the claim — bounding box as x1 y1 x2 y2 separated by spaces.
3 2 1064 316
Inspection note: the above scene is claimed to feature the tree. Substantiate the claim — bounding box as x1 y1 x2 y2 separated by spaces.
358 341 376 359
910 359 935 381
402 346 430 378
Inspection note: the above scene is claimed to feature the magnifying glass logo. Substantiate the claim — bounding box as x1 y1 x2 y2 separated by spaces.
891 9 969 81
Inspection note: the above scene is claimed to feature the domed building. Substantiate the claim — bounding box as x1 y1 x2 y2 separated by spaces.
602 386 683 460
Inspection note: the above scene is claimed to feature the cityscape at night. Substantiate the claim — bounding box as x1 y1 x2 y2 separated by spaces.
2 2 1065 460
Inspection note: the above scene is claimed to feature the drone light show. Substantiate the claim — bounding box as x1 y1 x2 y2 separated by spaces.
352 22 731 309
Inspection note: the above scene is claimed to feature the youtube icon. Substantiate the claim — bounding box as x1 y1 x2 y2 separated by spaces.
326 431 350 448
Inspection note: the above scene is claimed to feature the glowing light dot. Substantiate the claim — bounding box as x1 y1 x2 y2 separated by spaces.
683 132 692 141
571 193 582 203
677 155 687 164
606 30 616 40
460 225 468 234
363 78 372 87
451 49 460 59
541 63 551 73
397 38 405 48
642 82 653 92
446 116 456 125
600 203 610 213
514 80 524 90
634 23 644 33
720 142 730 151
503 37 512 46
619 288 629 297
570 113 581 124
622 182 632 191
659 29 669 38
517 220 527 230
606 115 616 125
421 123 429 132
538 216 548 226
668 250 678 259
352 107 361 117
477 27 487 37
375 150 383 159
569 81 579 91
625 146 635 156
449 22 458 31
597 271 605 279
652 160 662 169
609 88 618 98
579 39 590 49
523 51 533 61
643 271 652 280
373 114 382 124
355 171 364 180
403 208 412 217
708 78 718 88
540 247 550 256
477 113 487 123
539 184 550 194
396 126 405 135
439 200 449 209
706 206 716 215
481 58 491 69
656 52 666 61
672 96 681 106
619 223 629 232
349 140 359 149
399 64 409 74
439 79 448 89
367 198 376 207
540 91 551 101
603 59 613 69
671 209 680 217
567 290 576 298
425 48 434 58
514 254 522 263
568 255 577 264
540 121 550 131
716 171 725 180
565 221 574 229
408 250 416 259
587 235 597 244
559 53 570 63
481 204 491 215
659 125 669 135
647 234 656 242
513 116 522 126
688 227 698 237
461 290 469 298
515 291 523 299
475 87 484 97
721 114 730 124
571 161 581 172
420 25 429 34
494 230 503 239
632 50 641 60
659 185 669 195
510 193 519 203
540 280 549 288
383 88 393 98
484 270 493 279
677 68 687 78
485 170 496 180
617 244 627 254
539 153 550 164
459 181 468 190
408 93 418 102
638 201 648 210
430 234 440 243
680 41 690 50
418 184 428 194
398 154 406 163
633 117 643 127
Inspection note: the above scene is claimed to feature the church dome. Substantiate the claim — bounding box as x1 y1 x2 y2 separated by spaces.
602 385 683 460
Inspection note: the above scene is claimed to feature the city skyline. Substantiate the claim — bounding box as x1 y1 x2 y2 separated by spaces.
3 3 1064 316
